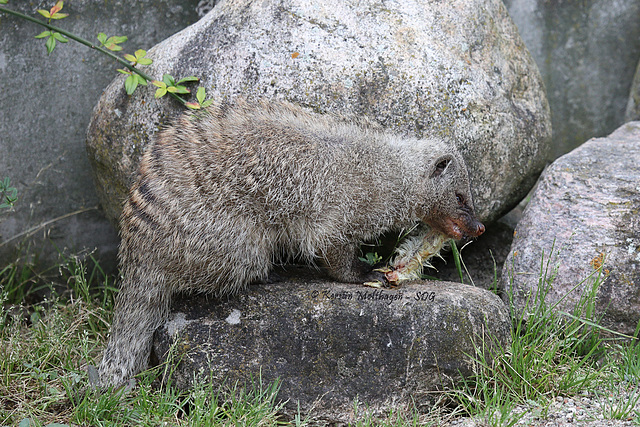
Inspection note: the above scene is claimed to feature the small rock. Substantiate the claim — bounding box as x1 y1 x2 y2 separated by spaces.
501 121 640 335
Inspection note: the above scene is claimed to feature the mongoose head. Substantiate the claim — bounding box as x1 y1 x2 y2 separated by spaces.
413 144 485 240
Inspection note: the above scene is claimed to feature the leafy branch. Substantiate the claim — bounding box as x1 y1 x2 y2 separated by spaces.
0 0 212 109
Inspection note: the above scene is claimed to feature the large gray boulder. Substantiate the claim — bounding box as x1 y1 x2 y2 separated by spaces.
86 0 551 228
501 122 640 335
0 0 201 270
504 0 640 158
153 270 511 422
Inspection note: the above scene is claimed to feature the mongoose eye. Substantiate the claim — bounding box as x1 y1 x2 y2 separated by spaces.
456 194 464 206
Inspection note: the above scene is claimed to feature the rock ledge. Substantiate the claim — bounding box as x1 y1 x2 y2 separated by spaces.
153 269 511 422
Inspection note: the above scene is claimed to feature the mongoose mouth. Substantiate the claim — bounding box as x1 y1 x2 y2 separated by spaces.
432 217 485 240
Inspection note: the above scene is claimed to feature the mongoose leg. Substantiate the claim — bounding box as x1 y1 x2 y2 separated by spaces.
322 240 387 284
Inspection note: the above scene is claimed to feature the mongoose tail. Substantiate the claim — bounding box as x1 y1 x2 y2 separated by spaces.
98 266 171 387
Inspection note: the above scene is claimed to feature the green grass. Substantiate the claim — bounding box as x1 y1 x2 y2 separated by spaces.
1 248 640 426
445 246 640 426
0 254 298 426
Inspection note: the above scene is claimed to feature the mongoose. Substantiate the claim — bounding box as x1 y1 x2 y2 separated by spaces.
98 98 485 387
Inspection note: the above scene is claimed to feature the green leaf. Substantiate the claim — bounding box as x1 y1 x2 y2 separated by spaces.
185 102 201 110
105 43 122 52
50 12 68 19
100 34 128 51
167 85 189 94
30 310 41 324
45 36 56 54
116 68 131 75
35 31 52 39
122 49 149 66
0 180 17 208
450 239 464 284
194 86 214 108
162 74 176 86
177 76 199 84
0 0 9 5
152 80 166 88
154 87 167 98
50 1 64 15
359 252 382 265
124 74 138 95
53 32 68 42
135 74 148 86
37 9 51 19
196 86 206 103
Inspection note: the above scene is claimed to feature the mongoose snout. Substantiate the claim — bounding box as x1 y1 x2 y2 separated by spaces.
427 196 485 240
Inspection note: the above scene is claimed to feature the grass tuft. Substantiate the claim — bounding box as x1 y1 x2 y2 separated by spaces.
444 244 640 425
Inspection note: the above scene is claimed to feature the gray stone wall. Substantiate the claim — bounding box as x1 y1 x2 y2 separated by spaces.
0 0 201 270
504 0 640 158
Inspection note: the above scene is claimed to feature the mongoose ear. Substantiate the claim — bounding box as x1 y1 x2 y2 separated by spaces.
430 155 453 178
